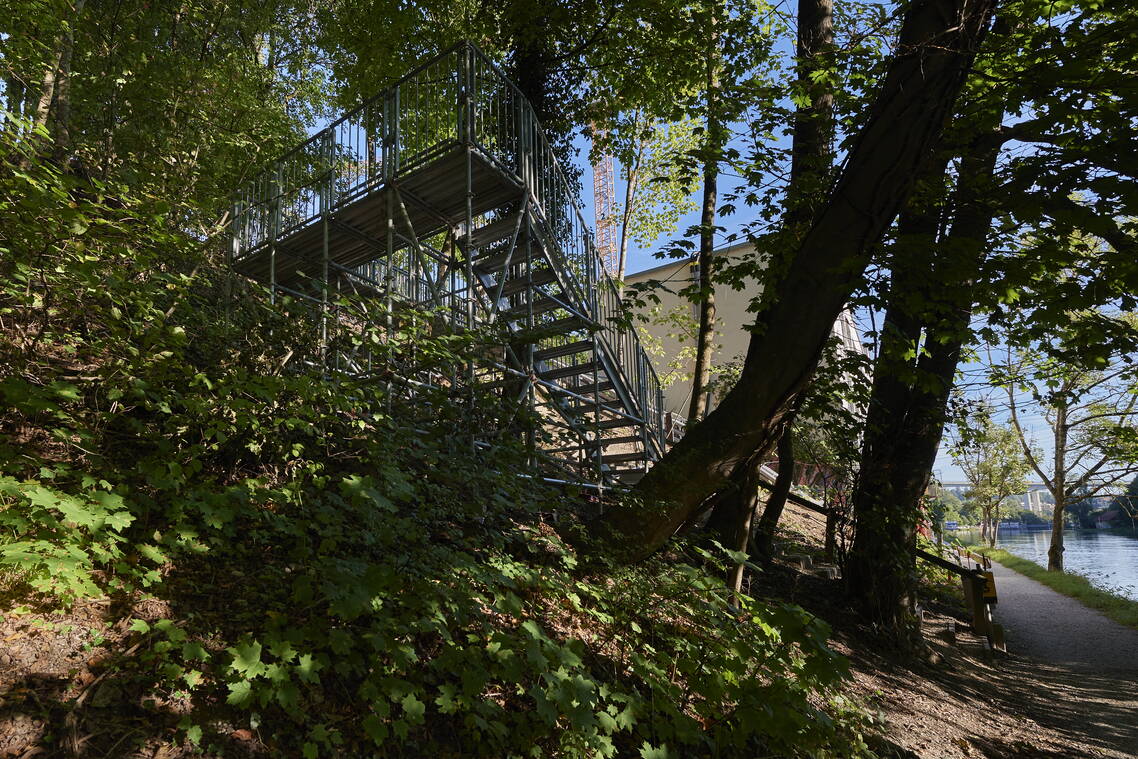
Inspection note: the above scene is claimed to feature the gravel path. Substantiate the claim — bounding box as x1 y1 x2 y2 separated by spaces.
989 559 1138 672
986 558 1138 758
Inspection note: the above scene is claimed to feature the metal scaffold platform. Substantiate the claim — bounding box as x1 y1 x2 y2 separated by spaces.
229 42 670 486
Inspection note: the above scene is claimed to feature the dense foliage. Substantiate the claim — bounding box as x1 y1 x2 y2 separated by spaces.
0 122 872 755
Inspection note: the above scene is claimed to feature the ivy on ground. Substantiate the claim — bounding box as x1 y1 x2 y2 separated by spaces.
0 125 873 757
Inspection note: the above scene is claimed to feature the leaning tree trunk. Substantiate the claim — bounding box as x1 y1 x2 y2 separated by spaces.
603 0 998 561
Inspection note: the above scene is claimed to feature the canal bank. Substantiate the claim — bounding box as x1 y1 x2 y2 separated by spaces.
958 526 1138 601
982 558 1138 757
988 559 1138 672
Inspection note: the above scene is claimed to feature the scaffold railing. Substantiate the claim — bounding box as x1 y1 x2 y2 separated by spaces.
230 42 666 482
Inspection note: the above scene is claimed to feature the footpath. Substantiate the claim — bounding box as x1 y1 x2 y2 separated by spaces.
985 559 1138 758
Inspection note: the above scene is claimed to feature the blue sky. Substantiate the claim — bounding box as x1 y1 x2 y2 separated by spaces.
568 134 1039 488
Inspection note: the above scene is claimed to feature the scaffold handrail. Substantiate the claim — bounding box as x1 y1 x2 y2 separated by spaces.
231 41 666 463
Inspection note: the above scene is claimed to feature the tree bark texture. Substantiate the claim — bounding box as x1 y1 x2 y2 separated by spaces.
786 0 835 232
617 135 643 281
51 0 87 155
726 461 764 596
687 169 718 425
688 14 722 426
842 185 946 627
606 0 998 561
1048 407 1068 571
846 118 1003 628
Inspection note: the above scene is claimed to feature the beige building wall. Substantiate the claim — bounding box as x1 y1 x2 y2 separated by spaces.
625 241 866 419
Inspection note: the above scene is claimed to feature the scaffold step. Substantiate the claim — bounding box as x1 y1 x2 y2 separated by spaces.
504 297 565 320
563 381 616 400
516 315 591 340
496 267 557 296
601 436 644 447
473 247 519 273
460 214 522 250
601 452 647 465
533 339 593 362
542 361 598 381
594 417 636 430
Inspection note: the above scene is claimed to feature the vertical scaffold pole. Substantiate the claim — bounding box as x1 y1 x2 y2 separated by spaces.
591 258 603 492
321 130 332 366
525 227 536 469
226 198 237 323
270 166 281 305
463 45 476 452
384 88 395 416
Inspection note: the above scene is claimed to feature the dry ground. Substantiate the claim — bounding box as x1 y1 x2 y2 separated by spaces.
1 503 1133 758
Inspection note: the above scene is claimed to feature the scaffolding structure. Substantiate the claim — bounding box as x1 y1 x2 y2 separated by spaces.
229 42 667 485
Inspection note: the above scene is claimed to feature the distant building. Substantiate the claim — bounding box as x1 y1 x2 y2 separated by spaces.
624 241 868 420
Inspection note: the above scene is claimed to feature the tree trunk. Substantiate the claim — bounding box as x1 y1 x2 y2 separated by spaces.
1047 406 1068 571
842 243 939 630
701 0 832 549
726 462 764 597
752 424 796 563
786 0 835 229
687 13 721 426
1048 501 1065 570
617 135 644 281
509 10 551 127
845 106 1003 629
824 508 839 562
51 0 86 156
604 0 997 561
33 58 58 133
5 77 25 122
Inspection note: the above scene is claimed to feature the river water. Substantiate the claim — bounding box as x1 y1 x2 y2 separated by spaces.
957 527 1138 601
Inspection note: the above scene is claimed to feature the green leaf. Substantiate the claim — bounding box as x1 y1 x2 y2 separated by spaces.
401 693 425 724
228 640 266 678
362 714 388 745
226 680 254 706
295 653 322 684
639 742 673 759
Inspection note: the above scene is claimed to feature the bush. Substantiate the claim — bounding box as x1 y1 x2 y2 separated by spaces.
0 130 872 757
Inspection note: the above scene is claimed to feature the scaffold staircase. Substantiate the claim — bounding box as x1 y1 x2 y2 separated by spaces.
229 42 668 485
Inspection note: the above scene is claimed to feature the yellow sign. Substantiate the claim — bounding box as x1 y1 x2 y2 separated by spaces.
981 571 997 604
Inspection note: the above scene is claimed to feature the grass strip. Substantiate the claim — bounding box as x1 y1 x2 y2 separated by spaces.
977 548 1138 630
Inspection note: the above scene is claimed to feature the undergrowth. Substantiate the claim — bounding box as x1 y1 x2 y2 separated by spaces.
0 126 875 756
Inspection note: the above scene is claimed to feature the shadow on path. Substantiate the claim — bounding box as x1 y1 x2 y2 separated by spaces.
974 560 1138 758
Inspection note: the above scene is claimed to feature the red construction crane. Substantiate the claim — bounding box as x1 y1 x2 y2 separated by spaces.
592 128 619 279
